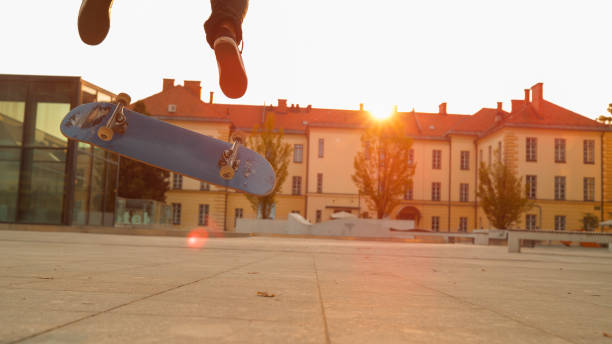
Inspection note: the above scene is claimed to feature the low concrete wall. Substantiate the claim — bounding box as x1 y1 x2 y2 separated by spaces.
235 219 288 235
236 216 416 239
507 230 612 253
310 218 415 238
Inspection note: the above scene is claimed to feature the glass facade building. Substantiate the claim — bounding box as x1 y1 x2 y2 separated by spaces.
0 74 119 226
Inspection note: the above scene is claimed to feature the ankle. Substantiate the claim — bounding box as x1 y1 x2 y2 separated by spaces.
216 21 238 41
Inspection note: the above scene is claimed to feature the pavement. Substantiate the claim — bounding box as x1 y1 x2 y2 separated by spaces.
1 230 611 344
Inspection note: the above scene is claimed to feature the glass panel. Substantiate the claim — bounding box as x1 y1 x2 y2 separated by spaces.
0 101 25 146
72 144 92 225
0 148 21 222
88 155 106 225
103 162 117 226
18 148 66 224
31 102 70 148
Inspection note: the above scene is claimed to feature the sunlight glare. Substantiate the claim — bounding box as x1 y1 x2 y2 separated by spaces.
367 104 394 121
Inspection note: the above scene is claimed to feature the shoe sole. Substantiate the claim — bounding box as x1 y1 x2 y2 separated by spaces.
214 37 248 99
78 0 114 45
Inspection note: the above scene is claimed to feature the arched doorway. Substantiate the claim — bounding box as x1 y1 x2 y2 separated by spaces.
396 206 421 226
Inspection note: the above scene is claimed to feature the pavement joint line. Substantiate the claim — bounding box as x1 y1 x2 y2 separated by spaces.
8 253 282 344
5 260 189 289
408 279 579 344
312 254 331 344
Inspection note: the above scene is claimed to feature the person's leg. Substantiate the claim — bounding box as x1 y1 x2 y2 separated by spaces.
204 0 249 99
78 0 114 45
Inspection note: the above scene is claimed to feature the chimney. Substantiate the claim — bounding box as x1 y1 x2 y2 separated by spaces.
163 78 175 91
184 80 201 99
209 91 214 104
277 99 287 112
439 102 447 115
531 83 543 111
495 102 504 122
524 89 530 102
359 103 364 111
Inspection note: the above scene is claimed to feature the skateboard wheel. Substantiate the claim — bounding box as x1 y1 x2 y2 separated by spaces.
116 93 131 106
220 165 235 180
97 127 114 141
230 131 246 144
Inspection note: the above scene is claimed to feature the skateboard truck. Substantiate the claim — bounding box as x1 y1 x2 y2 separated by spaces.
97 93 131 141
219 132 245 180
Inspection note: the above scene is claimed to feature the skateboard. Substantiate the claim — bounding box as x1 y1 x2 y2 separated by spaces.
60 93 275 196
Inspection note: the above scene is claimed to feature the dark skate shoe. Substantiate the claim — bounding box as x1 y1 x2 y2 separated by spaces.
78 0 114 45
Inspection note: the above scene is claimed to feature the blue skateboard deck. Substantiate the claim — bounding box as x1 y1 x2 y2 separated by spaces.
60 102 275 196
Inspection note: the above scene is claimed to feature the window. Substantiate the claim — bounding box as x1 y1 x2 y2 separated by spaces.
200 182 210 191
316 173 323 193
318 138 324 158
479 149 483 164
172 203 181 225
555 215 566 231
432 182 441 201
584 177 595 201
316 210 322 223
292 176 302 195
584 140 595 164
431 216 440 232
172 173 182 189
460 151 469 170
554 138 566 163
554 176 566 200
488 146 492 165
234 208 243 227
198 204 209 226
526 175 537 200
497 141 502 162
525 214 537 230
459 183 469 202
408 149 415 165
459 217 468 232
293 144 303 163
432 150 441 169
404 186 413 200
526 137 537 162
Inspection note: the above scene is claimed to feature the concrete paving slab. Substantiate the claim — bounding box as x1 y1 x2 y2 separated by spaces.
0 230 611 344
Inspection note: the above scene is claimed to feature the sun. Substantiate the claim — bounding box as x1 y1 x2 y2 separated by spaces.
366 103 394 120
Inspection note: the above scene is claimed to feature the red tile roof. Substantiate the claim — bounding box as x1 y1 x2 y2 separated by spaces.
135 81 608 139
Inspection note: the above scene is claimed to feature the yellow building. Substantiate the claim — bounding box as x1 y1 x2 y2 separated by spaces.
137 79 611 232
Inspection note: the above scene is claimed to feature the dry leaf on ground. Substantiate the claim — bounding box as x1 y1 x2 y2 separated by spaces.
256 291 275 297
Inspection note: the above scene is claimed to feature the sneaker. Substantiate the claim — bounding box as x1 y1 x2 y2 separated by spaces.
213 35 248 99
78 0 114 45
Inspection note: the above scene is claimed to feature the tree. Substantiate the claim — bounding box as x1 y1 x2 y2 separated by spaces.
477 153 533 229
581 213 599 231
352 115 415 219
118 101 170 201
597 104 612 125
245 113 292 219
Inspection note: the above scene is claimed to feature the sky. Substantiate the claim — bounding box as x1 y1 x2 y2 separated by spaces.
2 0 611 119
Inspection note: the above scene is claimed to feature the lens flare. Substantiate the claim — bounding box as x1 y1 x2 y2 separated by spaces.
186 228 209 249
